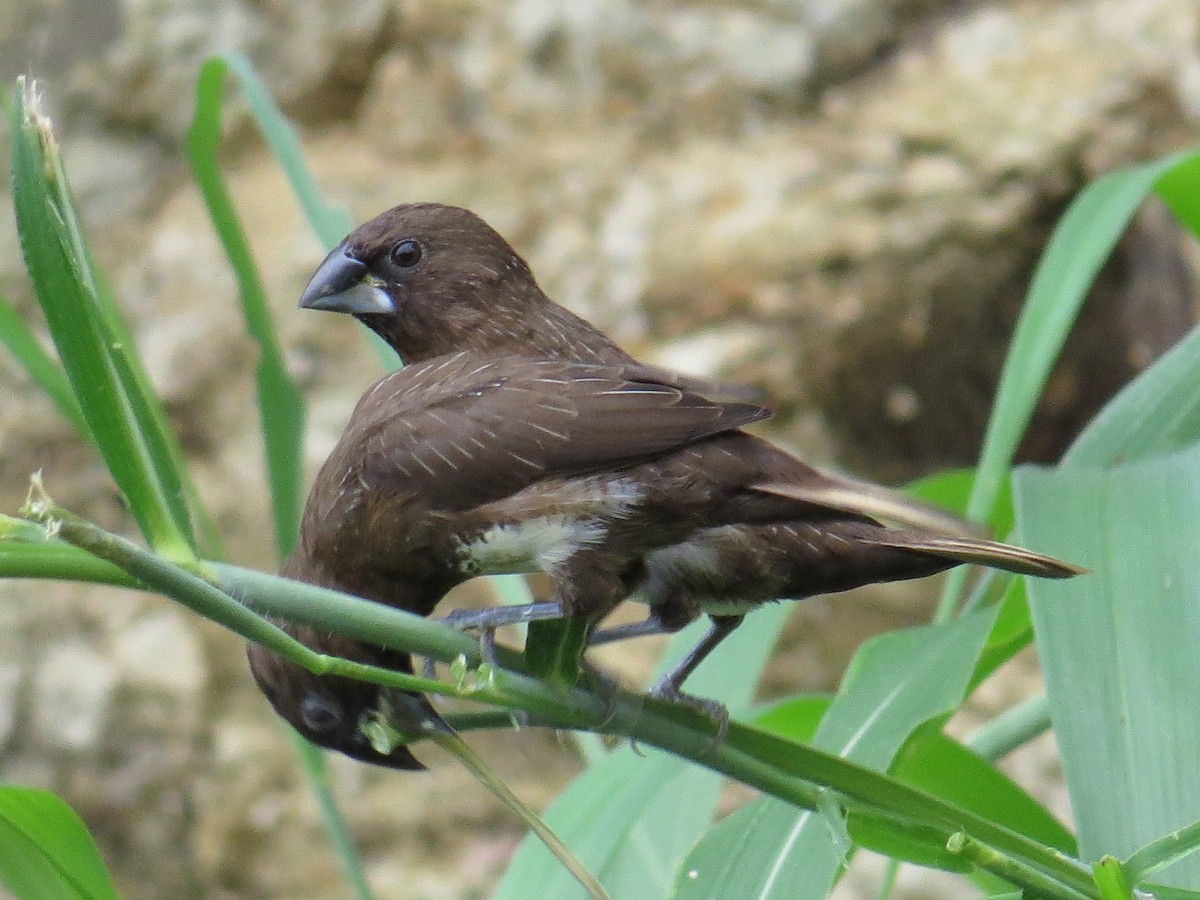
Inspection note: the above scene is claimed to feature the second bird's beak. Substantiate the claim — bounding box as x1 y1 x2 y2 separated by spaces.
299 245 395 315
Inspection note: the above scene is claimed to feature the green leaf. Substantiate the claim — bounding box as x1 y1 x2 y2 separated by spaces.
188 58 306 559
9 78 200 561
495 745 721 900
891 725 1075 855
0 291 89 437
675 609 998 900
496 605 791 899
525 617 589 687
1015 446 1200 888
904 468 1015 536
967 580 1032 690
967 148 1200 524
942 148 1200 616
0 786 118 900
193 55 352 249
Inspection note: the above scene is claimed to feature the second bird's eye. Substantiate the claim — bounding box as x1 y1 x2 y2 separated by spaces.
300 694 344 734
390 239 423 268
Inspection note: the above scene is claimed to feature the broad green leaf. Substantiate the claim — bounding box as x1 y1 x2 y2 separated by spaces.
890 725 1075 855
494 745 720 900
943 148 1200 616
495 605 790 900
905 468 1014 537
674 608 997 900
967 147 1200 524
967 580 1031 690
0 786 118 900
1063 320 1200 468
1015 447 1200 888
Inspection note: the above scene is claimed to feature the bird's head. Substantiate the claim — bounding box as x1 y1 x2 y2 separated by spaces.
247 637 439 771
299 203 549 362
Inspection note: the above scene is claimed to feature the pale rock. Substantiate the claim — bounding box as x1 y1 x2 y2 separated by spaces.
32 640 118 751
113 611 206 696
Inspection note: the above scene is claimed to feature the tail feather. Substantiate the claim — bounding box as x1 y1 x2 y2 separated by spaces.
871 532 1085 579
754 477 986 538
752 479 1085 579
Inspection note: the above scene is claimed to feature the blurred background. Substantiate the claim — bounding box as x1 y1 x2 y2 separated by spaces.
1 1 1198 897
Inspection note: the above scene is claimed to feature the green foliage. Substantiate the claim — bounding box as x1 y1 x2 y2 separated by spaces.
0 786 118 900
3 60 1200 900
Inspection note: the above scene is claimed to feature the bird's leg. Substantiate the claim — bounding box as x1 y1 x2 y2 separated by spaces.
438 600 565 631
437 600 566 668
588 615 675 646
647 614 746 744
589 597 699 646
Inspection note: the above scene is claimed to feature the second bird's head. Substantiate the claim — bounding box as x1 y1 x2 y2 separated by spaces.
246 638 440 771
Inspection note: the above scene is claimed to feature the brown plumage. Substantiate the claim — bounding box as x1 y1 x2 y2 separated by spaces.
297 202 1083 702
251 349 918 757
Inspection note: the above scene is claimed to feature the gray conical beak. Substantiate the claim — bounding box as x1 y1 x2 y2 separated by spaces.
299 245 395 315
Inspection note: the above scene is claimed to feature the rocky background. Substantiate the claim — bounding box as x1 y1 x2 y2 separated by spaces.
1 0 1198 898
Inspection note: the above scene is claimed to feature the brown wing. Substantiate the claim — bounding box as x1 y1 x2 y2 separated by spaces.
339 352 769 510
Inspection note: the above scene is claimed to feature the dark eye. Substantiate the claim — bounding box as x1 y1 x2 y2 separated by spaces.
300 694 344 735
390 239 423 268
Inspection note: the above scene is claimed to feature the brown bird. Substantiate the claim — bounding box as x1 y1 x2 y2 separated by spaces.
297 202 1082 705
252 347 919 755
246 349 780 763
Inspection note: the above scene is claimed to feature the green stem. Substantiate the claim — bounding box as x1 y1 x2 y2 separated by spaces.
967 692 1052 761
10 504 1100 898
1124 819 1200 884
287 731 375 900
1092 856 1133 900
426 729 610 900
946 833 1093 900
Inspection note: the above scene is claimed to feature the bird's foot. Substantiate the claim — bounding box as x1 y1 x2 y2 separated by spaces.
647 678 730 749
578 658 625 728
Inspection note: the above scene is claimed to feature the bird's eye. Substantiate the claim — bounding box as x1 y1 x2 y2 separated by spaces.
300 694 344 735
389 239 423 268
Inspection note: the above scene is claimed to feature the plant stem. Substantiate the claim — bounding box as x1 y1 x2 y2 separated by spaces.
967 692 1052 761
426 728 610 900
12 503 1101 898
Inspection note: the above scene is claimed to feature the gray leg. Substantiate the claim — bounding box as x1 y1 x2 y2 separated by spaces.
438 601 564 630
589 615 678 646
648 615 745 742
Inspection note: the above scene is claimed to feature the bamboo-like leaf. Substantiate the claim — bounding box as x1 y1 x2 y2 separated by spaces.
941 148 1200 616
0 290 89 437
9 78 198 561
188 60 306 558
674 609 998 900
194 55 353 249
495 605 791 900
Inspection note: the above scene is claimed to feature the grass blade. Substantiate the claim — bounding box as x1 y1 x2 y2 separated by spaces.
188 60 306 558
0 290 89 437
9 77 199 561
940 149 1200 617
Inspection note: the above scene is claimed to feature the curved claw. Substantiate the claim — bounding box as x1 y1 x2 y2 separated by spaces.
648 680 730 750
